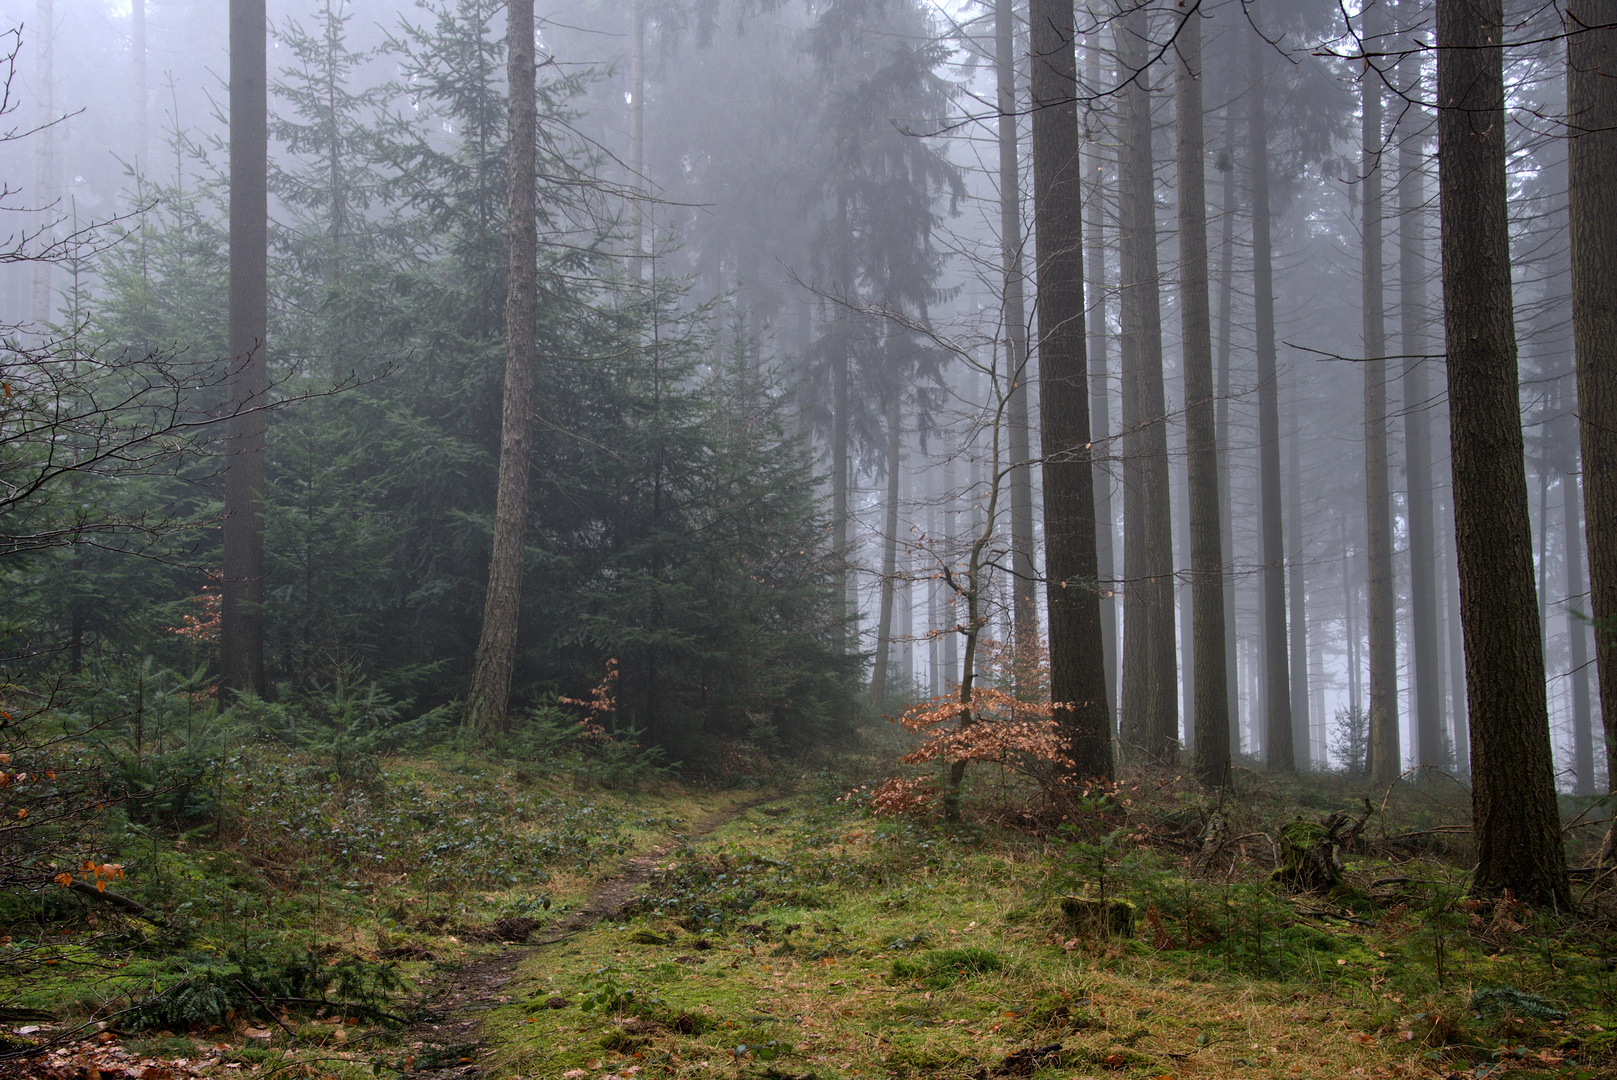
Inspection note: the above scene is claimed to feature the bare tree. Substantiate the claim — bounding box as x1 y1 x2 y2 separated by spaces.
1567 0 1617 804
1029 0 1113 778
1360 0 1398 785
464 0 540 735
1437 0 1568 905
222 0 269 699
994 0 1038 665
1246 7 1292 770
1397 0 1444 770
1117 1 1177 764
1084 29 1119 719
1175 5 1229 784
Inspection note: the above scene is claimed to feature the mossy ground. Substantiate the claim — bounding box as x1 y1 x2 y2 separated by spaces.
6 752 1617 1080
479 772 1617 1080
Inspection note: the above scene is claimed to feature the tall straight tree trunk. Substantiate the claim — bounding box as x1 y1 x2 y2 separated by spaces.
870 397 903 711
1246 11 1292 770
1029 0 1113 778
995 0 1038 663
222 0 268 700
464 0 539 736
31 0 52 324
1215 106 1241 753
1565 446 1596 796
1567 0 1617 801
1117 2 1178 763
1286 390 1310 767
1437 0 1569 906
1398 0 1444 769
832 202 854 654
1342 511 1362 735
928 468 941 697
943 450 960 685
1085 31 1119 721
627 0 646 284
1176 8 1229 784
132 0 148 176
1444 508 1470 772
1361 9 1399 785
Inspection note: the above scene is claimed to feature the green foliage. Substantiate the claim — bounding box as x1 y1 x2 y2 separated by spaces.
127 945 403 1031
1469 986 1569 1022
890 946 1005 988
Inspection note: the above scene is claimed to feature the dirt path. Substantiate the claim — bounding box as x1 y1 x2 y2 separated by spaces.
401 800 758 1078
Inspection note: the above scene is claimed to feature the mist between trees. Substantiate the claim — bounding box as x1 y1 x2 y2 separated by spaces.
1 0 1613 902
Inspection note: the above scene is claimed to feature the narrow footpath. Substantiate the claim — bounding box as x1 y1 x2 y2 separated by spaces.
404 800 758 1078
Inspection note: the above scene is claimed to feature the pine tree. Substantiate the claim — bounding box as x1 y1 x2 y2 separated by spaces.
1437 0 1569 906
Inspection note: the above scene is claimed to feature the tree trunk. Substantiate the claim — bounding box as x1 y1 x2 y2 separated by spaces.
1343 512 1361 728
1567 0 1617 800
1117 3 1178 763
1361 12 1399 786
995 0 1038 665
1029 0 1113 778
464 0 540 736
1085 30 1119 722
1398 0 1444 770
1437 0 1569 906
222 0 268 700
833 200 854 655
1443 502 1470 773
31 0 53 325
943 450 960 686
627 0 646 284
1565 443 1595 796
870 396 902 711
1287 386 1310 768
1215 104 1241 755
132 0 148 176
1246 11 1292 770
928 468 942 697
1176 10 1229 785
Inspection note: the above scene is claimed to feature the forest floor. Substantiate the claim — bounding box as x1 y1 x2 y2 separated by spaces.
3 749 1616 1080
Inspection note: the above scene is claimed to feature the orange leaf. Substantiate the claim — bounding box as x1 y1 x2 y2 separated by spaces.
53 873 72 888
96 880 106 892
16 808 26 820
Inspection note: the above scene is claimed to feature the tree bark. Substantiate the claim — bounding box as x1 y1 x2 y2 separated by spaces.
1029 0 1113 778
628 0 646 285
1215 104 1241 755
1175 9 1228 785
1287 385 1310 768
1443 505 1470 773
1565 441 1595 796
31 0 53 325
1397 0 1444 770
1437 0 1569 906
995 0 1038 666
222 0 268 700
1117 2 1178 763
1567 0 1617 800
132 0 148 176
870 396 902 711
1246 11 1292 770
464 0 540 736
832 200 854 655
1085 31 1119 722
1360 10 1399 785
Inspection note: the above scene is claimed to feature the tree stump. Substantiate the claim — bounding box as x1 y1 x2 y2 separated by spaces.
1274 798 1372 893
1059 895 1137 936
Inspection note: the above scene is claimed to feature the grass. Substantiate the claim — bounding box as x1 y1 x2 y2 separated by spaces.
6 744 1617 1080
476 772 1617 1080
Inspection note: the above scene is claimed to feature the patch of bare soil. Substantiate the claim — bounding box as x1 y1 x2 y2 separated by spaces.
401 801 756 1078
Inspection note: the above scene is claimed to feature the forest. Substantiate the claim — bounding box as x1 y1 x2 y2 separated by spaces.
0 0 1615 1077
